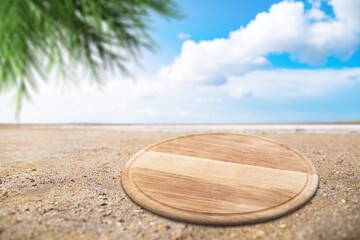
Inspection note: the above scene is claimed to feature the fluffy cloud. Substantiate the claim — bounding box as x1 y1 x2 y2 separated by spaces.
1 68 359 123
196 97 222 103
227 68 360 98
159 0 360 86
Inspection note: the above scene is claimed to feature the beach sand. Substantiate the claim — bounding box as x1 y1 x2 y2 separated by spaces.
0 125 359 239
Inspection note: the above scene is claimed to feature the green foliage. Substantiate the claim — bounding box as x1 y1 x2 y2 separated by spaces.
0 0 181 113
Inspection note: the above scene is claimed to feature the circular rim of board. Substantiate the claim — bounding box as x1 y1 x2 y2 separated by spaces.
122 133 319 225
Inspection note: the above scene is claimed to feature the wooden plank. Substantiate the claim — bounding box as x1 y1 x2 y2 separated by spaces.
151 134 306 172
122 133 318 225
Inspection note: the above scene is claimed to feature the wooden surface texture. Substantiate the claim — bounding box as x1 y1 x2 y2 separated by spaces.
122 133 318 225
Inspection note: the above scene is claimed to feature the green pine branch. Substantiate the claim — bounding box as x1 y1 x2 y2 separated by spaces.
0 0 182 115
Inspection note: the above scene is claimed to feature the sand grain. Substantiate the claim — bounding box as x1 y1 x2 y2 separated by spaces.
0 126 359 239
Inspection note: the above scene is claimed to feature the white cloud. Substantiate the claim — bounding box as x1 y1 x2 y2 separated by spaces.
227 68 360 98
177 32 191 40
196 97 222 103
170 109 189 117
307 0 328 21
1 68 359 123
229 88 253 98
159 0 360 86
144 108 161 117
0 75 164 123
330 0 360 28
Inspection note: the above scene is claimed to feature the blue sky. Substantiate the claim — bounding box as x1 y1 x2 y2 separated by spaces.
0 0 359 123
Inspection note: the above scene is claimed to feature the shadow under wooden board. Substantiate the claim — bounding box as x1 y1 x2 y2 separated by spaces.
122 133 318 225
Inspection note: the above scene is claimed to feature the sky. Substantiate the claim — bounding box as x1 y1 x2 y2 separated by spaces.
1 0 360 124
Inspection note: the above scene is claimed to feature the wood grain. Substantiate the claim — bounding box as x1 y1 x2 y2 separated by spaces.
122 133 318 225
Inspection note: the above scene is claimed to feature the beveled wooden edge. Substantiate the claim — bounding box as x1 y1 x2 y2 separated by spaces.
121 133 319 225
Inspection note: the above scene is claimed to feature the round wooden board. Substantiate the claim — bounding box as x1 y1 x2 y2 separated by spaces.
122 133 318 225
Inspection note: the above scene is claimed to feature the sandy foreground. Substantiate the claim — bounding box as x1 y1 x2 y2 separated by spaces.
0 125 359 240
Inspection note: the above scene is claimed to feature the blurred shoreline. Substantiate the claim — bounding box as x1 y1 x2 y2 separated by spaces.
1 123 360 134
